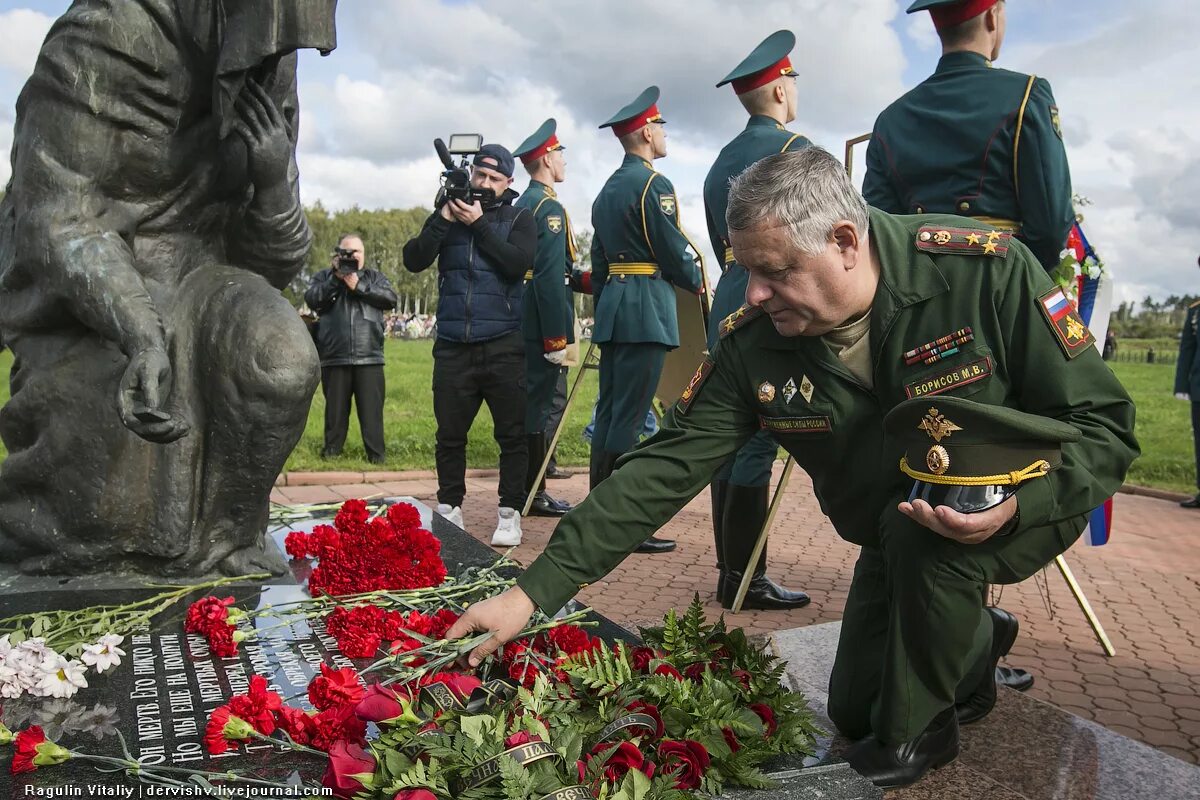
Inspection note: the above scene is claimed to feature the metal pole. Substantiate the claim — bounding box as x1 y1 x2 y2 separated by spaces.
731 457 796 613
1054 554 1117 657
521 342 600 517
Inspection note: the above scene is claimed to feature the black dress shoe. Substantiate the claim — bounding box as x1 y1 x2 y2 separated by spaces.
544 465 572 480
527 491 571 517
956 607 1021 725
844 708 959 789
996 665 1034 692
321 448 342 459
719 573 811 610
1181 494 1200 509
635 536 676 554
367 455 387 465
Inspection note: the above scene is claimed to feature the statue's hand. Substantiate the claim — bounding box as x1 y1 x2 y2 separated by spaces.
117 348 190 444
233 79 291 190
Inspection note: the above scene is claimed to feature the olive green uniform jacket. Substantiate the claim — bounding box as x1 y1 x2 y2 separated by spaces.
518 208 1137 742
863 51 1074 272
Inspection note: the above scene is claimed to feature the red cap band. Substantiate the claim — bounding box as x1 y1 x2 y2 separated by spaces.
612 104 663 138
930 0 999 31
731 56 796 94
519 134 561 164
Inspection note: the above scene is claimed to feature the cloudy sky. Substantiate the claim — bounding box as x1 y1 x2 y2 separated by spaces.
0 0 1196 303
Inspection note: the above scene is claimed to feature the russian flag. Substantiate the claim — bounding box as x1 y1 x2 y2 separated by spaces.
1043 289 1072 320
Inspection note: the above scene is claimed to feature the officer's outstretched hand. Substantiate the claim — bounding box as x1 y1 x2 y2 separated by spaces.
444 586 537 667
898 495 1017 545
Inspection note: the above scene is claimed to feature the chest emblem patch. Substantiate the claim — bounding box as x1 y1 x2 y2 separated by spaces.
757 381 776 404
800 375 814 403
782 378 797 403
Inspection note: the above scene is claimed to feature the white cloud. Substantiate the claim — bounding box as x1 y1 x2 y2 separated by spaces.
0 9 53 76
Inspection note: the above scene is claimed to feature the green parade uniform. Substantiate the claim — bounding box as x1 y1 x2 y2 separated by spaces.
514 119 577 517
590 86 705 528
1176 297 1200 507
516 209 1137 771
863 0 1074 272
704 30 814 610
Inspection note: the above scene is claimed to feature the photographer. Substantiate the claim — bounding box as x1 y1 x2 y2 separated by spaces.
402 143 536 546
305 234 398 464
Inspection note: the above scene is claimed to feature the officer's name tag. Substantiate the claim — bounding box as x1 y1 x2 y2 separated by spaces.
759 415 831 434
904 356 993 399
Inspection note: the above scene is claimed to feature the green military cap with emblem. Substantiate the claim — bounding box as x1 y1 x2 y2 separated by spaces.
884 395 1081 514
599 86 665 136
514 118 564 165
716 29 799 93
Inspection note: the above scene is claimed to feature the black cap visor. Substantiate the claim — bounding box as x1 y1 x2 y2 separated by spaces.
907 480 1016 514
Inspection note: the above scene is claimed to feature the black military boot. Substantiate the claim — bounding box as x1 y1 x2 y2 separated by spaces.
956 607 1033 725
844 707 960 789
525 433 570 517
710 479 730 600
718 484 809 610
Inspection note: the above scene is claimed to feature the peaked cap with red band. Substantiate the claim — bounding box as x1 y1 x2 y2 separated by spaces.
513 118 564 165
716 30 798 94
599 86 665 138
907 0 1001 31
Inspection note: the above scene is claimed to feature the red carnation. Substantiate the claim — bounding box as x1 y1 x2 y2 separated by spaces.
658 739 711 790
11 726 46 774
311 705 367 752
229 675 282 735
590 741 655 784
323 740 376 798
284 530 312 560
625 701 665 740
204 706 254 755
308 665 365 712
386 502 422 529
749 703 778 737
207 625 239 658
184 596 234 634
276 706 319 747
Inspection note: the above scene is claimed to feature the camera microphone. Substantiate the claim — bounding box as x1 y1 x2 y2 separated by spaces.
434 138 455 170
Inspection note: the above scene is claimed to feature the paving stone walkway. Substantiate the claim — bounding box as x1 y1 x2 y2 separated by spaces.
272 466 1200 766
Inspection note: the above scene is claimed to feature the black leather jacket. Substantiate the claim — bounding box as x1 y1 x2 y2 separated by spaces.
304 268 398 367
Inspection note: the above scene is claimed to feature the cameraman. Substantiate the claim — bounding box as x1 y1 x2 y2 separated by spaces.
305 234 398 464
403 144 536 546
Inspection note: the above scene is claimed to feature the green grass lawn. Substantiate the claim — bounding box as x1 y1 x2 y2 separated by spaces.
0 342 1191 492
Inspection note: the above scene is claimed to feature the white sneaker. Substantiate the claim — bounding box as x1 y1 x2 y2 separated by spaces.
436 503 464 528
490 507 522 547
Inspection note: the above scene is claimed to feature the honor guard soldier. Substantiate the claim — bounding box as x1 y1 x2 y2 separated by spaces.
513 119 579 520
447 149 1138 789
589 86 706 554
704 30 812 610
863 0 1074 273
1176 255 1200 509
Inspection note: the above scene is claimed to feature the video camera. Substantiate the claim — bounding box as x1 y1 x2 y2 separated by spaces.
333 247 359 276
434 134 495 208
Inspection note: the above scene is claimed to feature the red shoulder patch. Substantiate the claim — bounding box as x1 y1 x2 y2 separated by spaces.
677 358 714 415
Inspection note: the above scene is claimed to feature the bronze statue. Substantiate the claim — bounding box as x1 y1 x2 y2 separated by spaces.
0 0 338 575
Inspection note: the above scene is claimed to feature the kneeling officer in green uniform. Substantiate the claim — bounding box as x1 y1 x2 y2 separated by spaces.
446 148 1137 788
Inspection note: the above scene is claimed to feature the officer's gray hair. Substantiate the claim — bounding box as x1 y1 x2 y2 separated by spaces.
726 147 869 255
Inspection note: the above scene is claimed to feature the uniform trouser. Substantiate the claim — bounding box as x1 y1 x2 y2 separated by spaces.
524 345 560 433
591 342 669 458
321 365 386 460
714 429 777 487
544 369 568 471
826 508 1085 745
432 333 527 509
1192 401 1200 489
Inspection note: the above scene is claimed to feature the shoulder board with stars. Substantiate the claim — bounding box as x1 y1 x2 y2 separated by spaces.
915 226 1011 258
719 304 764 339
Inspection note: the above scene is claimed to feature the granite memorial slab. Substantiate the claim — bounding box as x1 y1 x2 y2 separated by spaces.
0 499 878 798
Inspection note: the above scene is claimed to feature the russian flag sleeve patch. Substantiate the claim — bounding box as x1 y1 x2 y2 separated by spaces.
1037 288 1095 359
